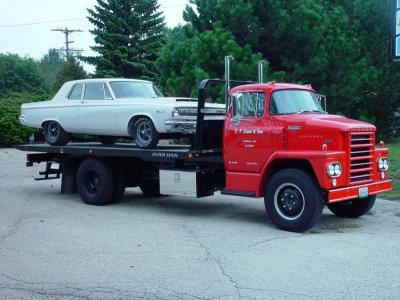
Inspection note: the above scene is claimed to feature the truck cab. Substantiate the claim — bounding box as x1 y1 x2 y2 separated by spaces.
221 81 391 230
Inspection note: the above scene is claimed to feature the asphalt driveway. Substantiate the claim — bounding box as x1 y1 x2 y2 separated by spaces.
1 148 399 299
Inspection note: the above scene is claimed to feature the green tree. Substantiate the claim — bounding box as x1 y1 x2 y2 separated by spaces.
156 24 262 98
40 49 64 90
171 0 399 138
83 0 165 79
52 57 87 93
0 53 45 94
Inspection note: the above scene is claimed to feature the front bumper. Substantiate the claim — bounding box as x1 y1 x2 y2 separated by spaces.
165 119 197 134
327 180 392 203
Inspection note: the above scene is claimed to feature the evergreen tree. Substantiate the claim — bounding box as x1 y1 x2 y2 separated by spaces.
83 0 165 79
52 57 87 93
156 25 262 98
158 0 400 138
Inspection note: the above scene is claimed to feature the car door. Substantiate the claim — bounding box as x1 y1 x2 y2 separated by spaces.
224 91 273 173
77 82 117 135
60 83 82 132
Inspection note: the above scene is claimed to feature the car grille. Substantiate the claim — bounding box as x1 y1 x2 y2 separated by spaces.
348 132 374 185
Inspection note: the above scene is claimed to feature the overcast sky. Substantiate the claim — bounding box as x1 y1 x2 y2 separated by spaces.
0 0 189 71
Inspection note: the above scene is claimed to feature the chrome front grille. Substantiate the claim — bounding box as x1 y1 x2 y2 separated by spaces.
349 132 374 184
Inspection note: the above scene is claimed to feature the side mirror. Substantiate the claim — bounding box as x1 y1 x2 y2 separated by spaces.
316 94 327 112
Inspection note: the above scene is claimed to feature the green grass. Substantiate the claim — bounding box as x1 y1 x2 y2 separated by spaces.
383 141 400 201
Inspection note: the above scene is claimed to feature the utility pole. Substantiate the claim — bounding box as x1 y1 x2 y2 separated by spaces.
51 27 83 59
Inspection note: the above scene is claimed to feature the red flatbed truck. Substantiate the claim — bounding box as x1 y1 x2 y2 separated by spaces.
16 66 392 232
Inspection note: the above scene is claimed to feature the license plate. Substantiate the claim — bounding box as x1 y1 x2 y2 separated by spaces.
359 187 369 198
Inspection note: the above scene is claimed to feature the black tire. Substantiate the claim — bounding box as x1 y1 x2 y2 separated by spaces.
98 136 117 145
43 121 70 146
327 195 376 218
264 169 323 232
139 180 161 197
76 158 115 206
132 117 159 149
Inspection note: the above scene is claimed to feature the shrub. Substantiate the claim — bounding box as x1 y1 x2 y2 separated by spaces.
0 92 49 146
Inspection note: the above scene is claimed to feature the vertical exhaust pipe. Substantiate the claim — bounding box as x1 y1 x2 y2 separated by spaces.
258 60 266 83
224 55 234 110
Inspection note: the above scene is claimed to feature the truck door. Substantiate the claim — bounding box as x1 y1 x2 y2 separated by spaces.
224 91 273 173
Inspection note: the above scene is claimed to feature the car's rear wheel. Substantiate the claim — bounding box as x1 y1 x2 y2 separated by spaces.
132 117 159 149
43 121 70 146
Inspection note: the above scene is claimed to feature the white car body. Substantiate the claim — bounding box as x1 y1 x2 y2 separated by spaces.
19 78 225 145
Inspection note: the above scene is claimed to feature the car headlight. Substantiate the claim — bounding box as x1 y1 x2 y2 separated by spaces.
327 162 341 178
378 158 389 171
172 109 180 118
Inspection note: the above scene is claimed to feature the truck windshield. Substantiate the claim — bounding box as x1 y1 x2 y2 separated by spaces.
109 81 164 99
270 89 325 114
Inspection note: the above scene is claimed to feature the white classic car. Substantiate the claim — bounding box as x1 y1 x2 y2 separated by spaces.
19 78 225 148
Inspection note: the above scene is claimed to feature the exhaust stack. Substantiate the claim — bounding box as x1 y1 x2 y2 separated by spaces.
258 60 266 83
224 55 234 109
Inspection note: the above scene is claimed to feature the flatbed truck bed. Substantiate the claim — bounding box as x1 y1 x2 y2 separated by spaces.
15 143 223 164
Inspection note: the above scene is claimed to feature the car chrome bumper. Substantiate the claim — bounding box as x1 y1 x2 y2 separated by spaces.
165 119 197 134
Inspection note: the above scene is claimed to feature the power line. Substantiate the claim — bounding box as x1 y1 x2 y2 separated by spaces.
0 18 85 28
52 27 83 59
0 3 192 28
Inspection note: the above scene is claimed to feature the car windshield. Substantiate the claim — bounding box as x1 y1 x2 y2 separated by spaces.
270 89 325 114
109 81 164 99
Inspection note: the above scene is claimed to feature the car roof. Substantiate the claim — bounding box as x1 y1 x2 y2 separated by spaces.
66 78 153 84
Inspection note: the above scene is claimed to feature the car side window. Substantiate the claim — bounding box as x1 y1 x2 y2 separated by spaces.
68 84 83 100
84 83 106 100
232 92 265 118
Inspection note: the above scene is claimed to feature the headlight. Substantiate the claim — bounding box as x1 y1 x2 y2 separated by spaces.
378 158 389 171
327 162 341 178
172 109 180 118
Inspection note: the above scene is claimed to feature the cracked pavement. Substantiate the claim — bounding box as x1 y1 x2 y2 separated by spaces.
1 148 400 299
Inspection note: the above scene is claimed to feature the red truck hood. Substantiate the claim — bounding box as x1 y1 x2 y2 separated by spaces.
287 114 376 132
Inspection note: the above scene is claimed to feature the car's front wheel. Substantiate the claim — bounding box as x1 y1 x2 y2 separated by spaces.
132 117 159 149
43 121 70 146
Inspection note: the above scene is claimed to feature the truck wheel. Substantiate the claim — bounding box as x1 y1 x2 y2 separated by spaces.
43 121 70 146
76 158 115 205
264 169 323 232
132 117 159 149
139 180 161 197
327 195 376 218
